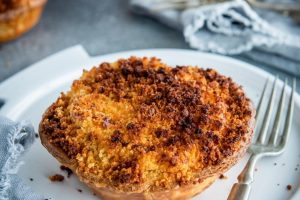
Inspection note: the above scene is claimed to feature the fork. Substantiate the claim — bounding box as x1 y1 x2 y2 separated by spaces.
151 0 226 11
227 77 296 200
247 0 300 12
151 0 300 12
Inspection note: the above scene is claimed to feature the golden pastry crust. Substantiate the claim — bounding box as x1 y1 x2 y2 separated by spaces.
39 57 255 195
0 0 46 42
0 0 27 12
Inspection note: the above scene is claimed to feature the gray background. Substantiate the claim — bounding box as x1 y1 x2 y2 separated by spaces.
0 0 298 90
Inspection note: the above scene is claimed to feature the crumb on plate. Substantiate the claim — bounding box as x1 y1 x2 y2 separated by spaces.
60 165 73 178
219 174 228 179
49 174 64 182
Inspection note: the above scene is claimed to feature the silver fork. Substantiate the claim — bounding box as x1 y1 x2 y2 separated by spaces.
151 0 226 11
227 77 296 200
151 0 300 13
150 0 300 22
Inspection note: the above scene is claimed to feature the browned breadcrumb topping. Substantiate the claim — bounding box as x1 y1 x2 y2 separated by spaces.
40 57 254 192
60 165 73 178
48 174 64 182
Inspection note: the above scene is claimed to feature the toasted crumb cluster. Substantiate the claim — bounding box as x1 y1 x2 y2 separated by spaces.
40 57 254 192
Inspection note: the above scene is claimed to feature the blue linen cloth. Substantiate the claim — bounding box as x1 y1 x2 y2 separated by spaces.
0 116 43 200
130 0 300 76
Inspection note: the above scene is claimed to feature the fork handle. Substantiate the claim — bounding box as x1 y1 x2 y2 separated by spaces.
227 154 260 200
227 183 252 200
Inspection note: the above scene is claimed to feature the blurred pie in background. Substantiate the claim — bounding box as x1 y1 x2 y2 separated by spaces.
0 0 47 43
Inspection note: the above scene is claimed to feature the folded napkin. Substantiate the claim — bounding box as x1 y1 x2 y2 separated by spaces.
130 0 300 76
0 116 43 200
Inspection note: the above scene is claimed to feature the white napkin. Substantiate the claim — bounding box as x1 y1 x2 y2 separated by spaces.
130 0 300 76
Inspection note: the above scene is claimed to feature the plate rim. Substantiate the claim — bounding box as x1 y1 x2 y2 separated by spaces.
0 47 299 199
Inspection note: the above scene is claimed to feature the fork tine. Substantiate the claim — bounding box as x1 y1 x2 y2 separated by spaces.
257 76 278 144
268 78 287 146
280 78 296 147
255 79 269 119
253 79 269 133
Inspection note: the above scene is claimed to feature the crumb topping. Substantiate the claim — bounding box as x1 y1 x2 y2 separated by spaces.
40 57 254 192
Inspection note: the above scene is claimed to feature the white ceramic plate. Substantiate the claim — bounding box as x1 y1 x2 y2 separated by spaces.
0 46 299 200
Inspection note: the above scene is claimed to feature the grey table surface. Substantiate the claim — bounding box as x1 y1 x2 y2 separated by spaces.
0 0 298 91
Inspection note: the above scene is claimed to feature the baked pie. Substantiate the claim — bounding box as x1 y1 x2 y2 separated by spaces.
40 57 255 200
